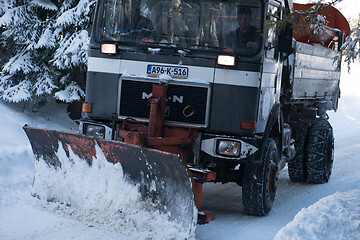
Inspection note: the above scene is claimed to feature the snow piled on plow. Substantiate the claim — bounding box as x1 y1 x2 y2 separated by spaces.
32 141 196 239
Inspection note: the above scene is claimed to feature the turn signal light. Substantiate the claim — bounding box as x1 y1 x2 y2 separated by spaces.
82 103 92 113
240 121 256 130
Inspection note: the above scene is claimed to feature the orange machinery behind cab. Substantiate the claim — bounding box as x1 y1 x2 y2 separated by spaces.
293 3 350 49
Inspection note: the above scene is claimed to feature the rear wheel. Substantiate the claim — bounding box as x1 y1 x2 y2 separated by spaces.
306 119 334 183
288 123 310 182
242 138 279 216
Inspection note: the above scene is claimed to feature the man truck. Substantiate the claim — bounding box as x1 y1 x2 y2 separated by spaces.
24 0 349 226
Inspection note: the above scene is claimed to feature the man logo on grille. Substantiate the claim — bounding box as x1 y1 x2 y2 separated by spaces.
142 92 184 103
142 92 152 100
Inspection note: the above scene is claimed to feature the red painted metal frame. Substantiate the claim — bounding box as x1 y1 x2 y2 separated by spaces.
189 166 216 224
117 84 216 223
149 85 166 138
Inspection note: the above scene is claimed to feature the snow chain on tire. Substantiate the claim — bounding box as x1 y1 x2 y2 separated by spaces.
242 138 279 216
306 119 334 183
288 123 310 182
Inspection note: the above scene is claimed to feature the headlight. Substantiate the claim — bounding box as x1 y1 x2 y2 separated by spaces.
84 124 105 139
217 140 241 157
101 44 117 54
217 55 235 66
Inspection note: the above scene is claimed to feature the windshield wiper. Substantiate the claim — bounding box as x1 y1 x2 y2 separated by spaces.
150 41 181 49
192 45 228 52
116 41 147 50
147 42 193 56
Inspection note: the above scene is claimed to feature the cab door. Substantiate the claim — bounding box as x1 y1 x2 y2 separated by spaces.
257 0 283 133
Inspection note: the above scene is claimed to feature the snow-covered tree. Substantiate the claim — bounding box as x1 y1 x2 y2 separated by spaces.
341 20 360 71
51 0 96 103
0 0 95 104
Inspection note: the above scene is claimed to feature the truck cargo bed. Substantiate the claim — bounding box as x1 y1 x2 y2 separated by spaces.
290 41 341 101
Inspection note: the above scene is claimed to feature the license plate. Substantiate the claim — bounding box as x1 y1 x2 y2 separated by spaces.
147 65 188 79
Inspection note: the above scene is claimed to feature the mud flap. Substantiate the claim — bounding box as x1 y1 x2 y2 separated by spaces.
23 125 195 229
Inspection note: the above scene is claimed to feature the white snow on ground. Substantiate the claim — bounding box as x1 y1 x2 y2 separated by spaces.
0 61 360 239
274 190 360 240
271 64 360 240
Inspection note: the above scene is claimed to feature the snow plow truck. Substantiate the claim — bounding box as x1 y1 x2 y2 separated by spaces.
24 0 350 226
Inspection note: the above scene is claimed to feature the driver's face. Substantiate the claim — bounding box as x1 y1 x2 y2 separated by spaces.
237 13 252 29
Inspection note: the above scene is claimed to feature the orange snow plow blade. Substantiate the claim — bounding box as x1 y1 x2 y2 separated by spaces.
23 125 195 229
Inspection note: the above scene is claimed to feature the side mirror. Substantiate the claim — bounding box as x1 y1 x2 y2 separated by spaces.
278 22 293 54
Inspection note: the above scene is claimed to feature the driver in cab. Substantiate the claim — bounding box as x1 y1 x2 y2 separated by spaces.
226 6 259 51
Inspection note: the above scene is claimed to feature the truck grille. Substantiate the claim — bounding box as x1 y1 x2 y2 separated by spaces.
119 79 210 126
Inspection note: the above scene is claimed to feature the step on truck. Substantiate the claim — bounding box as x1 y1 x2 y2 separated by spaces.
24 0 350 226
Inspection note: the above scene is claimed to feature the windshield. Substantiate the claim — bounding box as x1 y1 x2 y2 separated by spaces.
95 0 263 56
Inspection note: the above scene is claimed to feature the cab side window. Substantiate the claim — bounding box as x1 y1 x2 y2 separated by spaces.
266 1 281 59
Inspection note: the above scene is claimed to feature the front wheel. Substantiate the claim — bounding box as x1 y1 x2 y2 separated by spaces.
242 138 279 216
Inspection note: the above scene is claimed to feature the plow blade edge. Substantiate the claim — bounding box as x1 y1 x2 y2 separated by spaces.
23 125 195 229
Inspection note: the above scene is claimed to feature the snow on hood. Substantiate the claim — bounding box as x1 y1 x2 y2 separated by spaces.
121 70 211 85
